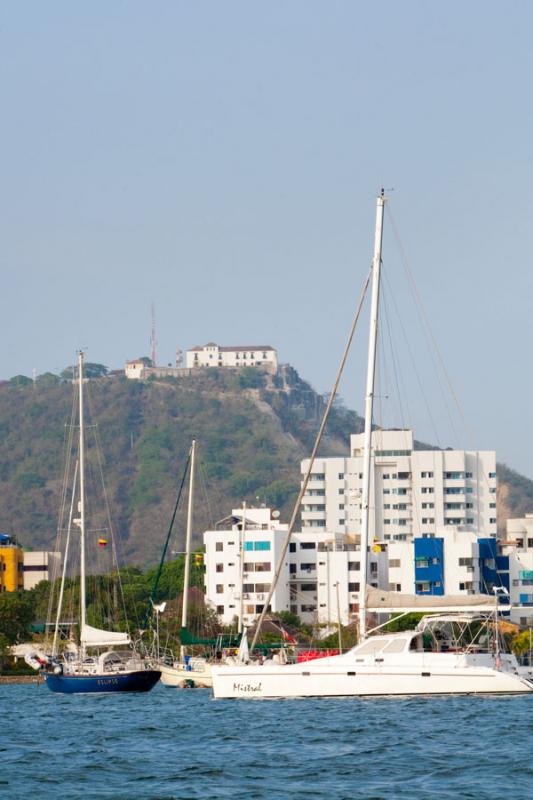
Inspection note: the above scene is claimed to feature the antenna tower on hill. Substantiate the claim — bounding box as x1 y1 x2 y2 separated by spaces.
150 302 157 366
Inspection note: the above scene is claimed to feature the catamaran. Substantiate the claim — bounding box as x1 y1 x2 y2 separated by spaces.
29 351 161 693
211 192 533 699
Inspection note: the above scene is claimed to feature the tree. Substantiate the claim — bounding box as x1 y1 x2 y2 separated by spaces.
61 362 109 379
0 593 34 643
36 372 60 386
9 375 32 387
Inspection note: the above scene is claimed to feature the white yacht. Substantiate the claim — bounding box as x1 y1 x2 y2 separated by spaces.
211 191 533 700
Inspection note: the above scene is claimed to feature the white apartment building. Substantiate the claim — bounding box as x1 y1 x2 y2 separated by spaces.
301 429 497 542
203 508 382 626
23 551 61 590
502 514 533 626
186 343 278 370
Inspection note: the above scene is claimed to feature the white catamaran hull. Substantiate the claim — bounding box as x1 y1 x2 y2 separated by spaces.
160 660 212 688
212 653 533 699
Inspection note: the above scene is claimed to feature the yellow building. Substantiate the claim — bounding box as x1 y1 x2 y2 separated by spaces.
0 535 24 592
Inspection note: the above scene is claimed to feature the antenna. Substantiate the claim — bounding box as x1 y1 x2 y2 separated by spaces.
150 302 157 366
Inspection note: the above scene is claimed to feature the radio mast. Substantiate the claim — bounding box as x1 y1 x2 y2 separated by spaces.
150 302 157 367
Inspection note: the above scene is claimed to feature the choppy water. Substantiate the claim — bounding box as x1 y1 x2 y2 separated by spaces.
2 683 533 799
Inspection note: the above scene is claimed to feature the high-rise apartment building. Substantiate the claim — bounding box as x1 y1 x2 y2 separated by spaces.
301 429 497 542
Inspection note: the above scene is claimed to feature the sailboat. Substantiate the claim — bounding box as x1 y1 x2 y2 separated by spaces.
155 441 243 687
41 352 161 693
211 191 533 699
158 440 213 688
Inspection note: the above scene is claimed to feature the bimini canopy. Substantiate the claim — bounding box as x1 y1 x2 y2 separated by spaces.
365 586 495 613
81 624 131 648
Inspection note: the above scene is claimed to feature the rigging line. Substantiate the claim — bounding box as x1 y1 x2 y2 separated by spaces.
250 268 372 652
381 266 443 449
199 460 214 530
46 385 78 645
386 205 465 446
380 277 409 431
386 209 496 498
87 386 133 633
142 449 192 629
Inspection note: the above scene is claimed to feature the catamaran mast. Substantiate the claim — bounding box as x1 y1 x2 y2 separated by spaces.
78 351 87 649
359 190 386 640
180 439 196 660
238 501 246 635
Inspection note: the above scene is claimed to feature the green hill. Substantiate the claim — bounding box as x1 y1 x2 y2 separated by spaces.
0 366 360 564
0 365 531 565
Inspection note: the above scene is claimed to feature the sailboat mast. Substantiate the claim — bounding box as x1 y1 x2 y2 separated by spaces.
359 191 386 640
238 501 246 635
180 439 196 659
78 351 87 644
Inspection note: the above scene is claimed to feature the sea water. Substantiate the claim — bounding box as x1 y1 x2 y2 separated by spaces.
2 683 533 799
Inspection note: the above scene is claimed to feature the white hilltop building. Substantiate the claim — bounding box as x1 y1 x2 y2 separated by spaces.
186 343 278 370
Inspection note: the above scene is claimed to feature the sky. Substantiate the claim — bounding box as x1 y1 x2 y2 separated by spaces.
1 2 533 476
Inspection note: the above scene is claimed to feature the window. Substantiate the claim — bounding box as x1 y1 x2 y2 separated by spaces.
348 561 360 571
255 583 271 593
421 502 434 509
243 583 254 593
382 473 390 479
216 584 224 593
216 605 224 614
389 559 401 568
301 605 316 613
300 542 316 550
310 474 325 481
421 517 435 524
489 503 496 509
528 539 533 548
384 519 390 525
466 518 474 524
489 488 496 494
489 472 496 478
466 503 473 509
338 488 344 495
215 564 224 573
348 582 360 592
339 519 345 525
215 542 223 552
254 541 271 551
301 583 315 592
339 504 345 510
338 473 344 479
459 558 473 566
289 564 296 574
289 543 296 553
254 562 272 572
301 563 315 571
370 563 378 574
384 503 391 509
397 472 410 480
444 471 463 479
421 487 434 494
465 472 473 478
421 471 434 478
490 518 497 524
383 489 390 495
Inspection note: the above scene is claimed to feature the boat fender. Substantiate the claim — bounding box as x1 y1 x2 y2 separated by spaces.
53 665 63 675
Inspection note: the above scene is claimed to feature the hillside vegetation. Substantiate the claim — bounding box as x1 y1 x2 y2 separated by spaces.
0 367 359 564
1 365 532 565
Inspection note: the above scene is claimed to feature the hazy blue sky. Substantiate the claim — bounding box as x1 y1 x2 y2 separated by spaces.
1 2 533 476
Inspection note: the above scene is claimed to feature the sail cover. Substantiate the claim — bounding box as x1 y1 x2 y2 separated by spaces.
366 586 495 612
81 624 131 647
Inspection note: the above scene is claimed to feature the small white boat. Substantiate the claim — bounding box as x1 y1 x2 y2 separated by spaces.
160 657 212 688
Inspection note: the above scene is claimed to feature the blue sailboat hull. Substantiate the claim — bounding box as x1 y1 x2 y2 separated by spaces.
44 669 161 694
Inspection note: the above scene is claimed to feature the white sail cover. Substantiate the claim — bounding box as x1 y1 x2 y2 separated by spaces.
81 624 131 648
366 586 495 612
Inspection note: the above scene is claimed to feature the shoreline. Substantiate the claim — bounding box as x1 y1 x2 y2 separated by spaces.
0 674 44 684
